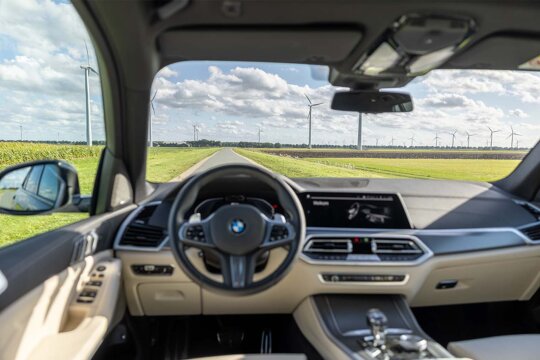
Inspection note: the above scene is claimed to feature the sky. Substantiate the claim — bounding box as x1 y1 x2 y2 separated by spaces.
1 0 540 149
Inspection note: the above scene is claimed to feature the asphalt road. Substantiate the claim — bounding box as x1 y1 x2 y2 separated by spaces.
194 148 253 173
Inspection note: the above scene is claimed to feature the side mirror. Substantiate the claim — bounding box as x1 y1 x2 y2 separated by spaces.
0 160 83 215
331 90 413 113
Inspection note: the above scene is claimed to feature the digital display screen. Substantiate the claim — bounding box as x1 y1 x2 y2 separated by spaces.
301 192 411 229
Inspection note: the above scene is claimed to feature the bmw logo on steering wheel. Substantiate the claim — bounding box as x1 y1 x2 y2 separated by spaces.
229 219 246 234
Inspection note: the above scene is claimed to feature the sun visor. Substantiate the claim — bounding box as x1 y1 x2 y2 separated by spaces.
158 28 362 64
444 35 540 70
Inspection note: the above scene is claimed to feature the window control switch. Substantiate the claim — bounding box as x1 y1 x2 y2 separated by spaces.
80 290 97 298
87 280 102 287
77 298 94 304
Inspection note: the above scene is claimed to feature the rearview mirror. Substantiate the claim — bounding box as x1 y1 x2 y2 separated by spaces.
0 160 83 215
331 90 413 113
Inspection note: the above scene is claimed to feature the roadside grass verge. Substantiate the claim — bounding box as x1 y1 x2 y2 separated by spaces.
234 148 388 178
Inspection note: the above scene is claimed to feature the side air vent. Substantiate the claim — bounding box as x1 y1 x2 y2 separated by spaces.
116 202 168 250
516 201 540 220
121 224 166 247
304 239 353 253
371 239 423 254
521 223 540 242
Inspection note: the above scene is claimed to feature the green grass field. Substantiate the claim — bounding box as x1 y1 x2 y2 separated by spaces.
236 148 520 181
0 144 218 247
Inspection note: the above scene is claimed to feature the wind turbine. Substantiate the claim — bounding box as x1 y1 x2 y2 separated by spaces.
19 122 23 141
507 126 521 149
80 40 99 146
304 94 323 149
408 135 416 148
449 130 457 148
357 113 364 150
465 131 476 148
192 124 199 142
434 132 441 147
390 137 396 147
487 126 500 150
258 127 263 143
149 90 157 147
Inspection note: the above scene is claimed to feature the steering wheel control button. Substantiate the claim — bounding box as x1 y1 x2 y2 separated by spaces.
270 225 289 242
185 225 206 242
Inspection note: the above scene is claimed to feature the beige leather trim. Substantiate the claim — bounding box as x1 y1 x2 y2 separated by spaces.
0 250 121 360
293 298 355 360
448 334 540 360
118 244 540 315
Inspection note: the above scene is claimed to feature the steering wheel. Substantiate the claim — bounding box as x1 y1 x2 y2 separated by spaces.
168 164 305 295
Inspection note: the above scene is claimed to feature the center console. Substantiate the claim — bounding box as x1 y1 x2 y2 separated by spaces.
295 295 457 360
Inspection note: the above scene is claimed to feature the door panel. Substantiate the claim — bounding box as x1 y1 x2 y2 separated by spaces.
0 206 134 310
0 206 134 360
0 250 122 360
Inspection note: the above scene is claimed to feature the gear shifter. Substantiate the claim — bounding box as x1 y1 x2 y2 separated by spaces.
366 308 388 349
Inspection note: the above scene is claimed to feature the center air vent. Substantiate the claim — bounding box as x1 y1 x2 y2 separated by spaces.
116 202 168 250
302 235 428 263
371 239 423 254
304 239 352 253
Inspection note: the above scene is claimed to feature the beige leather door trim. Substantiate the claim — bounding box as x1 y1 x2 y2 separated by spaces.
0 250 122 360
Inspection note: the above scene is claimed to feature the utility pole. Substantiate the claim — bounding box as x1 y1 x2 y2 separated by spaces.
258 127 262 144
357 113 363 150
19 124 23 141
193 125 197 142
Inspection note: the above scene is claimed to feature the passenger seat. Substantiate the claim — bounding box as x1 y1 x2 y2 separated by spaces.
448 334 540 360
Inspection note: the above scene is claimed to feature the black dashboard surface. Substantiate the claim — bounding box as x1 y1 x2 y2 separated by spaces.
292 178 537 229
147 177 538 231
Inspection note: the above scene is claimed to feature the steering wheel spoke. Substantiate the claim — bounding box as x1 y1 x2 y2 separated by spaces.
178 217 215 249
260 214 296 250
220 254 256 288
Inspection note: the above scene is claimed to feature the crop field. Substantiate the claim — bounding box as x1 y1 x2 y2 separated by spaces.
0 143 218 247
260 148 528 160
236 148 521 181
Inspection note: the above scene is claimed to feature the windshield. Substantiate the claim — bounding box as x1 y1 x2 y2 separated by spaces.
148 62 540 182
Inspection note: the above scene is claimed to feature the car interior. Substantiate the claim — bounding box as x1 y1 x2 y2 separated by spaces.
2 1 540 360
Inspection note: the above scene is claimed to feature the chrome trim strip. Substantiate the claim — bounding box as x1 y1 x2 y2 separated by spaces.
301 233 433 266
0 270 7 296
343 328 413 337
114 201 169 252
318 274 409 286
307 225 535 245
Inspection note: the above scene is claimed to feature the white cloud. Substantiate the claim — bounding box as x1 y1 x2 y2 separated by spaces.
509 108 528 118
0 0 103 141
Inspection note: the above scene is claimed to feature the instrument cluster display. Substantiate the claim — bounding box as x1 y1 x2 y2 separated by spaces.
301 192 411 229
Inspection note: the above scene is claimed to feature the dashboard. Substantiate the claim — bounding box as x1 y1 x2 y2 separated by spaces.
114 176 540 315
